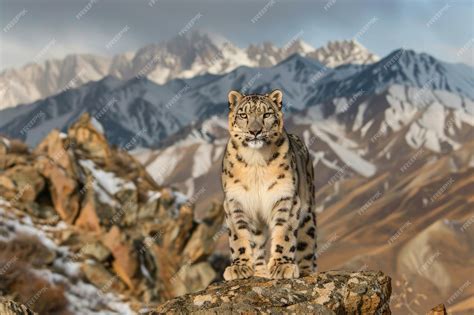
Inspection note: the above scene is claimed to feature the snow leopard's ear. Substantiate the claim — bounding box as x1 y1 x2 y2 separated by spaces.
228 90 243 111
269 89 283 110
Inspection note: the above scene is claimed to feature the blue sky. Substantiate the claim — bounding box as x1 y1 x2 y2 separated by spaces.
1 0 473 70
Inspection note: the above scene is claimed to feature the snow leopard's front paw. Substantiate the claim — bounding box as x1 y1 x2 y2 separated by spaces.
268 262 300 279
223 264 254 281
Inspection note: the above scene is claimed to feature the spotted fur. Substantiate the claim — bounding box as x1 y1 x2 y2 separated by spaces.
221 89 317 280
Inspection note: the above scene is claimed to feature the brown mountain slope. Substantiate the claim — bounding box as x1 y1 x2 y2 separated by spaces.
316 143 474 315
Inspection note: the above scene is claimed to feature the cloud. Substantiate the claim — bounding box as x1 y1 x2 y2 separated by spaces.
0 0 473 70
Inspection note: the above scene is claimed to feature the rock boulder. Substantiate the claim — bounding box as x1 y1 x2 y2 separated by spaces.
155 271 392 314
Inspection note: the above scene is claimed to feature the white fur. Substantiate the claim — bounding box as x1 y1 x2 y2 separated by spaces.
226 177 294 226
226 147 295 226
248 140 264 149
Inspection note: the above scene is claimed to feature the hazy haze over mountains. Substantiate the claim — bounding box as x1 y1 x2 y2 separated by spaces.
0 31 379 110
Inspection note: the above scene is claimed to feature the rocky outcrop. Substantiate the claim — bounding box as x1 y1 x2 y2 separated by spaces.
155 271 392 314
0 113 224 312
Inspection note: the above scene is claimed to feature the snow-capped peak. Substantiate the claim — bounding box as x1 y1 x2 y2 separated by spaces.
0 31 380 110
285 39 315 55
308 39 380 67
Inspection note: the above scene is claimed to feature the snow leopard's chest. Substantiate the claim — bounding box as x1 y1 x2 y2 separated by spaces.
226 163 295 225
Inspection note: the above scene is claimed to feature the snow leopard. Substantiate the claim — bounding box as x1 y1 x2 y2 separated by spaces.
221 89 317 280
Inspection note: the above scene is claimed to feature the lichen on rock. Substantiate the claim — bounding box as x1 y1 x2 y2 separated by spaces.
155 270 392 314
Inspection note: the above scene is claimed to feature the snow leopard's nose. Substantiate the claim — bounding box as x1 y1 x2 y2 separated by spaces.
249 128 262 136
248 120 262 136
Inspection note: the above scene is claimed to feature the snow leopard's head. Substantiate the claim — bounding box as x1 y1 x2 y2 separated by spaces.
227 90 283 149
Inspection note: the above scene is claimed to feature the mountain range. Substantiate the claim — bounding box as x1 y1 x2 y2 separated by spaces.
0 47 472 149
0 31 379 110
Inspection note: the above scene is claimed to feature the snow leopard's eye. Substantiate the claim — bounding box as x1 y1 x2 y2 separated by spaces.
238 113 247 119
263 112 273 119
